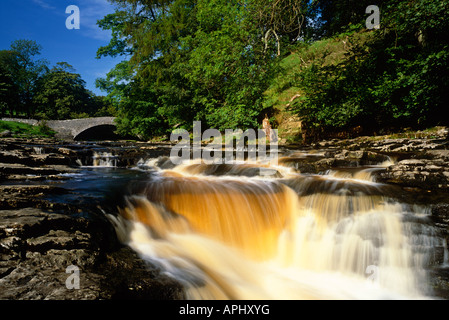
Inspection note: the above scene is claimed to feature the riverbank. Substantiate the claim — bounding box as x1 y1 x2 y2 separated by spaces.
1 129 449 299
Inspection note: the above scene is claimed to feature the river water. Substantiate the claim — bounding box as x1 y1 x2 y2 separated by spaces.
44 145 449 300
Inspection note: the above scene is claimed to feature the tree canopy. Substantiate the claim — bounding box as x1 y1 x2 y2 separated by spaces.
96 0 310 139
0 40 115 120
288 0 449 139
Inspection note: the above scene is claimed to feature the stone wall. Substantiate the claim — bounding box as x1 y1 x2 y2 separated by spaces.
1 117 116 140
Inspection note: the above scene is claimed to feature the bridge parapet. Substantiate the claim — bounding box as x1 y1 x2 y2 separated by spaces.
1 117 117 140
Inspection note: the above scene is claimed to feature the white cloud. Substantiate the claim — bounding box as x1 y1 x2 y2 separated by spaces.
32 0 56 10
34 0 117 41
77 0 117 41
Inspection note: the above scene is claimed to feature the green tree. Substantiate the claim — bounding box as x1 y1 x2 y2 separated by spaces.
377 0 449 127
96 0 313 139
249 0 315 54
9 39 49 117
316 0 388 37
33 62 93 120
289 0 449 140
92 95 117 117
0 50 20 117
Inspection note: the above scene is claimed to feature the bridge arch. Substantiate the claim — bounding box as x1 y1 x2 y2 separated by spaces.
46 117 117 140
74 124 120 141
1 117 118 140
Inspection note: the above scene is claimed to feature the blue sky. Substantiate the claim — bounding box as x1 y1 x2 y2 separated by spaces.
0 0 122 96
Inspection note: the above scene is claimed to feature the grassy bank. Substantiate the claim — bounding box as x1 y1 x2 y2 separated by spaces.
264 30 374 144
0 120 55 138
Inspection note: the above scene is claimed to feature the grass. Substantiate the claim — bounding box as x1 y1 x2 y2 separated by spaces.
265 29 374 111
0 120 56 138
262 29 377 143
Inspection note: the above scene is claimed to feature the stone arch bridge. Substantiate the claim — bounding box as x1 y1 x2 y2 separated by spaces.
1 117 118 141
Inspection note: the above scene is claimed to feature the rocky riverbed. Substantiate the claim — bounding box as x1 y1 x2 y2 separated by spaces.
0 137 184 300
1 129 449 300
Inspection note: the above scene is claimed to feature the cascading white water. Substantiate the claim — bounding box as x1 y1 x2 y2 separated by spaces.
108 157 447 300
33 146 44 154
92 151 118 167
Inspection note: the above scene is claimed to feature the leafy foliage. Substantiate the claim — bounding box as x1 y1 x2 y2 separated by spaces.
0 40 113 120
286 0 449 139
96 0 310 139
0 50 20 117
33 62 94 120
0 40 49 117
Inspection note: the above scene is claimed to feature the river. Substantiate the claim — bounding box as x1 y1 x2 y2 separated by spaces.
33 143 448 300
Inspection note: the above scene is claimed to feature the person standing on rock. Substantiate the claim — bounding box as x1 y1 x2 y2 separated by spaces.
263 114 272 142
262 114 277 143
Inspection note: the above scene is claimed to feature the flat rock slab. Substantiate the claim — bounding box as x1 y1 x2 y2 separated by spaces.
377 159 449 190
0 208 106 299
0 185 73 211
0 207 184 300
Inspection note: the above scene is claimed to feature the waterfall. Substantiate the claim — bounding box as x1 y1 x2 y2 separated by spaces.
33 146 44 154
108 157 446 300
92 151 118 167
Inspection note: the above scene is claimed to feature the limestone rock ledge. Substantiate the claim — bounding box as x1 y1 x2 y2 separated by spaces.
0 207 184 300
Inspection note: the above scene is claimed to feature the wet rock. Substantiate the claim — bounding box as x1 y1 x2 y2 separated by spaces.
278 149 391 174
0 185 72 210
0 208 107 299
0 150 70 167
0 140 80 182
57 147 78 157
432 204 449 221
0 163 78 179
431 203 449 236
100 247 185 300
0 130 12 137
377 159 449 190
0 138 185 300
0 207 183 300
0 249 104 300
426 149 449 160
334 150 391 166
428 268 449 299
278 154 329 173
